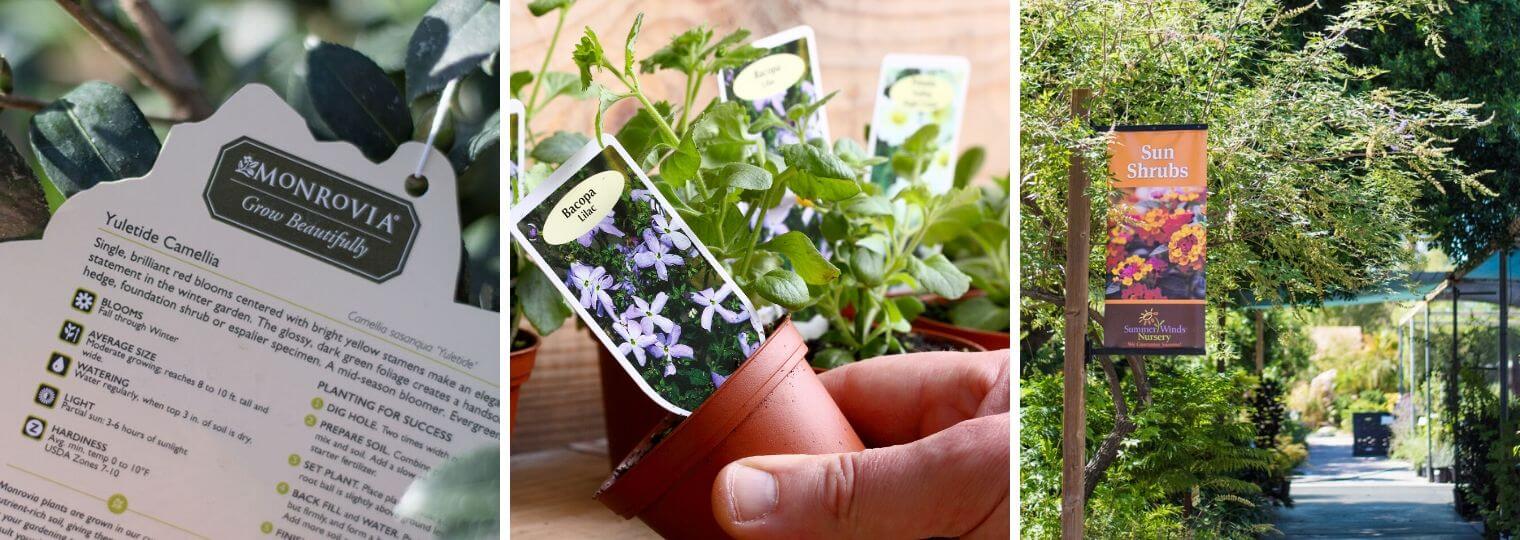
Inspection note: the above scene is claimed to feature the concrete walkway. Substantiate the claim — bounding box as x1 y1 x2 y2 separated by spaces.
1274 434 1482 538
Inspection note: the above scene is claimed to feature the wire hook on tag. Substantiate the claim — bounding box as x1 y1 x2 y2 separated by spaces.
407 78 461 197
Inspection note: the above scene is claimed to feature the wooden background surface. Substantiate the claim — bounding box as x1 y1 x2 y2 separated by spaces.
507 0 1011 454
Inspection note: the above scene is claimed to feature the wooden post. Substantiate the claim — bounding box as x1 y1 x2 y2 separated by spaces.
1501 250 1509 426
1061 88 1092 540
1450 289 1461 486
1254 311 1265 374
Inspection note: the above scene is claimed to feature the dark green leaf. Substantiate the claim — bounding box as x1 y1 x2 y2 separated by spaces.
617 101 672 165
762 231 839 285
467 111 500 161
813 348 855 369
908 253 971 299
953 146 985 189
0 133 49 240
530 131 590 164
718 162 771 190
754 269 811 311
406 0 501 101
307 41 414 161
28 81 160 197
519 263 571 335
289 56 336 140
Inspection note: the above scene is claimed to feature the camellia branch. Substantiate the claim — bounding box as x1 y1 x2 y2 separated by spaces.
120 0 209 117
52 0 210 120
0 92 181 123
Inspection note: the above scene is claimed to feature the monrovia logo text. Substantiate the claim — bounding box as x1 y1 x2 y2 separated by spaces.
235 155 404 234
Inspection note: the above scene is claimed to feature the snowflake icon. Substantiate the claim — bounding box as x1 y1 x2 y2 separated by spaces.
71 289 96 313
235 155 261 177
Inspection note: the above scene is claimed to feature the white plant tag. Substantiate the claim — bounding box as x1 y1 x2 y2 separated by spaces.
867 54 971 195
508 136 764 416
0 85 499 538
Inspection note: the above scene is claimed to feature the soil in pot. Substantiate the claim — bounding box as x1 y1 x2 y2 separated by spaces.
509 329 541 432
595 318 864 539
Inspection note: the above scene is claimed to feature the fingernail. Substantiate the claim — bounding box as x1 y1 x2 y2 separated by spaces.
726 464 777 522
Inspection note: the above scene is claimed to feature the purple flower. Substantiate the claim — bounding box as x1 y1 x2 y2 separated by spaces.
634 231 684 279
691 286 740 330
567 263 618 317
613 316 656 367
624 292 675 334
651 214 692 250
749 195 796 238
711 370 729 387
577 211 625 247
739 333 758 357
648 326 695 377
631 189 654 203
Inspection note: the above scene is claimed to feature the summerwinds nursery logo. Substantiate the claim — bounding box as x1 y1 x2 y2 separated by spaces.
204 137 419 282
1125 308 1188 343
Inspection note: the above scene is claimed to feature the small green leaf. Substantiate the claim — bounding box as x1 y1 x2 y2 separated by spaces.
813 348 855 369
902 124 940 155
527 0 575 16
659 136 700 188
571 28 608 89
640 27 712 75
850 246 885 286
0 133 49 240
692 102 755 165
509 70 533 98
307 41 414 161
948 295 1009 332
779 144 860 202
623 13 644 76
762 231 839 285
844 195 893 216
908 253 971 299
467 111 500 161
406 0 500 101
531 131 590 164
894 295 927 323
754 269 811 311
519 263 571 336
953 146 985 189
719 162 771 190
28 81 160 197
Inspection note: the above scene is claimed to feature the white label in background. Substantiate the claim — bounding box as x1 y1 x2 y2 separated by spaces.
730 53 806 101
0 85 499 538
543 170 624 245
889 73 955 113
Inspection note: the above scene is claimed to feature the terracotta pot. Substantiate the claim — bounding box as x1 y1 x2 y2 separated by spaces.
598 345 673 468
595 318 864 539
911 292 1012 351
509 329 541 432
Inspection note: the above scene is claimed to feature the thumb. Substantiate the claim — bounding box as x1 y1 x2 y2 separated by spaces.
711 414 1009 539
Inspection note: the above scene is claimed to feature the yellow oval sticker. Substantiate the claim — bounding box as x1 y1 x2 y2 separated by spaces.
731 53 806 101
542 170 625 245
888 74 954 113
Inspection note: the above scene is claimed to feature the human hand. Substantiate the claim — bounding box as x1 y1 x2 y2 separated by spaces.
711 349 1011 539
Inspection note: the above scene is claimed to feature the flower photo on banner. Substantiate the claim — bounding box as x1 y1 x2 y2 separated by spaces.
515 144 761 412
1106 186 1207 300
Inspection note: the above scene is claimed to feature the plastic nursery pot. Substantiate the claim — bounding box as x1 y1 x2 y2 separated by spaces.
509 328 541 432
911 291 1013 351
598 344 673 468
595 318 865 539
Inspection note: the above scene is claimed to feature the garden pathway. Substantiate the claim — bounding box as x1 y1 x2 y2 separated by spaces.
1274 434 1482 538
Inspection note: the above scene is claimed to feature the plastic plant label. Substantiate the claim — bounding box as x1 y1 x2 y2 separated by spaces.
717 25 830 145
508 136 765 416
0 85 500 538
867 54 971 195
